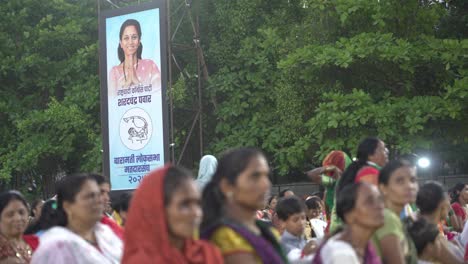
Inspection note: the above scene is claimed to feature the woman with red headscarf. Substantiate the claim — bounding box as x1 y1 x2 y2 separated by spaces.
306 150 352 217
122 165 222 264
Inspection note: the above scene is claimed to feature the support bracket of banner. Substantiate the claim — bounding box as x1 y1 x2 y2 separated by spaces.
169 0 209 165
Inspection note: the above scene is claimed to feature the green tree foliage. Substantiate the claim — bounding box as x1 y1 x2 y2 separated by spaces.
0 0 101 194
0 0 466 192
200 0 468 175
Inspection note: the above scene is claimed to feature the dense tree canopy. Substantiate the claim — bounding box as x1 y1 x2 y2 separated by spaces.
0 0 466 195
200 0 468 176
0 0 101 195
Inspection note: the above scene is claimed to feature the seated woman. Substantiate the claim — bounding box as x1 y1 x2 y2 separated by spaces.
201 148 288 264
305 197 327 239
371 160 419 264
24 200 59 236
416 181 465 263
122 165 222 263
0 191 39 263
28 199 44 227
31 173 122 264
111 192 132 227
264 195 278 221
196 155 218 192
312 183 384 264
449 183 468 232
330 137 388 233
404 217 441 264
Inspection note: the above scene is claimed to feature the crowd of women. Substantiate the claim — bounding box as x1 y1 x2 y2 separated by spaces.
1 137 468 263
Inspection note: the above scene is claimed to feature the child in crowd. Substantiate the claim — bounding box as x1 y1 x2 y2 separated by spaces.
404 217 440 263
277 196 317 263
306 197 327 239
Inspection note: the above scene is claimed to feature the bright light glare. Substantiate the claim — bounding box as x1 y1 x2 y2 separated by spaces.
418 157 430 168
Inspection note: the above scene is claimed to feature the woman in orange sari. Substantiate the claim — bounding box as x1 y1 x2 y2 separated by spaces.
122 165 222 264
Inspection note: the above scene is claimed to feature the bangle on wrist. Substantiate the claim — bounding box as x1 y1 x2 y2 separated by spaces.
321 175 335 186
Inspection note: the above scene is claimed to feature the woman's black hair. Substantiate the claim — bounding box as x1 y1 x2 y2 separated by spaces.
336 137 381 193
88 173 109 186
378 159 411 186
55 173 97 227
25 199 60 234
404 217 439 255
417 181 445 214
30 198 43 217
399 153 419 167
267 195 277 208
279 189 292 198
313 190 325 201
336 183 363 222
450 183 466 204
163 166 193 206
305 197 322 210
113 192 133 213
120 193 132 212
201 147 265 231
118 19 143 63
0 191 29 218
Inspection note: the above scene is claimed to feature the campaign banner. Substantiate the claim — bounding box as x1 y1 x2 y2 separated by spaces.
99 2 169 190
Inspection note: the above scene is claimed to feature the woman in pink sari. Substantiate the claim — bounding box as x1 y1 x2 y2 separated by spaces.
109 19 161 96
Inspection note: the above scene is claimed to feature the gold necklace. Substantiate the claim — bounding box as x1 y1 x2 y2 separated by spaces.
10 239 32 262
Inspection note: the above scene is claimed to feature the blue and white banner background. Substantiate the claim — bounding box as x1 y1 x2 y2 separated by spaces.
105 8 164 190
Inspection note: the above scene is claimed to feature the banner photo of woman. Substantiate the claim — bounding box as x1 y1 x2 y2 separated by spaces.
100 2 169 190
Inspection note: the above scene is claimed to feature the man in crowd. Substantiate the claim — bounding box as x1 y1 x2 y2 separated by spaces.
90 173 124 239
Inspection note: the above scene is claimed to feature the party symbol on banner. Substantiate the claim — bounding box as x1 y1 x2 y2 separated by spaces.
120 107 153 150
124 116 148 143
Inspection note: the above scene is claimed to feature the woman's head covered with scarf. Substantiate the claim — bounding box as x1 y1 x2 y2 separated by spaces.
122 165 222 264
322 150 352 176
196 155 218 191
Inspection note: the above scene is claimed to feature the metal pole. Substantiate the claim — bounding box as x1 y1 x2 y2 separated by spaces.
177 111 201 165
194 1 203 159
167 0 175 163
196 16 203 158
